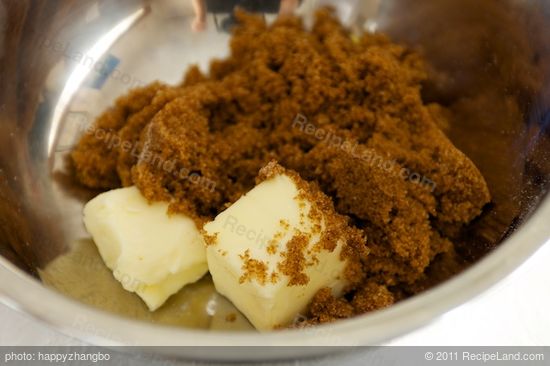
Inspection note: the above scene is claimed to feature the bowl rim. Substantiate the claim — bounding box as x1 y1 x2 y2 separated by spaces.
0 195 549 360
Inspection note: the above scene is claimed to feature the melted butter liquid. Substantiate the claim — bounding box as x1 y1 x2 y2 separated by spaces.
39 239 253 331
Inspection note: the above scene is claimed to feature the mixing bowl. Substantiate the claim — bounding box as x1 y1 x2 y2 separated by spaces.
0 0 549 361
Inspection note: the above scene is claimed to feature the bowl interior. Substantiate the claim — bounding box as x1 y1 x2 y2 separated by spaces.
0 0 549 339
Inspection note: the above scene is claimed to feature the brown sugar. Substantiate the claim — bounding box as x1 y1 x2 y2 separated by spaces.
239 250 268 285
71 9 490 325
277 234 310 287
306 288 355 324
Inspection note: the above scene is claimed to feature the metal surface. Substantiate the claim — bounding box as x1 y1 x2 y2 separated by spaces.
0 0 549 360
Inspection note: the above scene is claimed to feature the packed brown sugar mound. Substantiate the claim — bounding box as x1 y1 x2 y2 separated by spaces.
71 10 490 325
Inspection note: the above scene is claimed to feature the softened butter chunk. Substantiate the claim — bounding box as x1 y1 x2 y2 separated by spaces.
204 164 359 331
83 186 208 311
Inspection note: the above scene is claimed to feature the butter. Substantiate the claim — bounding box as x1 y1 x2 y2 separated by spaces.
204 168 354 330
83 186 208 311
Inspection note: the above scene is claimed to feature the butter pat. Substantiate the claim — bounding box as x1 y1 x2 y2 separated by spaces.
204 164 360 330
83 186 208 311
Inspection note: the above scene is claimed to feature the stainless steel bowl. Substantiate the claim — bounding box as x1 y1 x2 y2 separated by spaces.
1 0 549 360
